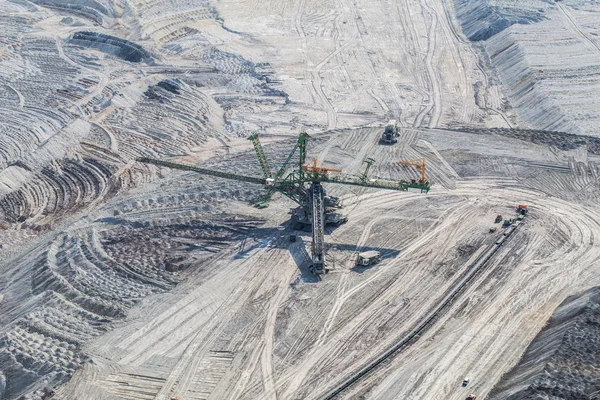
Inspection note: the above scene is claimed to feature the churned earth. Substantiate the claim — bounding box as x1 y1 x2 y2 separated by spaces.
1 0 600 399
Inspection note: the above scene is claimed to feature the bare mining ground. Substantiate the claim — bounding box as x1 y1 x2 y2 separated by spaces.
41 126 600 400
0 0 600 400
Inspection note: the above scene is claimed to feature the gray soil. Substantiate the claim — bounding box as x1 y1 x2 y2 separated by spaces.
489 286 600 400
1 0 600 399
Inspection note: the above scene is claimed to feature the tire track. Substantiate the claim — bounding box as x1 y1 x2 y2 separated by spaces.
319 215 521 399
263 199 472 400
556 2 600 55
261 265 297 400
415 1 442 128
153 235 287 399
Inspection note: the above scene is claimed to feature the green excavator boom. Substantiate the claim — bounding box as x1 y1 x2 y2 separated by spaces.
136 157 266 185
360 158 376 183
248 133 271 178
247 133 272 179
297 132 309 177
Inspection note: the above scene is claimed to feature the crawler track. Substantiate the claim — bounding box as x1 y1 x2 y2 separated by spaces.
321 222 522 399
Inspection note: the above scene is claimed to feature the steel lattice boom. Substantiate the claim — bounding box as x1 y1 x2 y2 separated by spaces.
136 157 267 185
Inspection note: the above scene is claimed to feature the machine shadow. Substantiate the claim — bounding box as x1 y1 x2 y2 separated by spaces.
287 236 321 284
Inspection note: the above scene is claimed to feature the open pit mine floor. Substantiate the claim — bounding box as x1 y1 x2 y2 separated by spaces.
36 127 599 400
2 0 600 398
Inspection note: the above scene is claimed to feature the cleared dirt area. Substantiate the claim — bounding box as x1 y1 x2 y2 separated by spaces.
1 0 600 399
42 127 600 400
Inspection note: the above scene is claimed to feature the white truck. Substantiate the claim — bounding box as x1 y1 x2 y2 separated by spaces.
356 250 381 266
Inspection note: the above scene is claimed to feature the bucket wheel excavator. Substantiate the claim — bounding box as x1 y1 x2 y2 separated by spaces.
137 133 430 274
